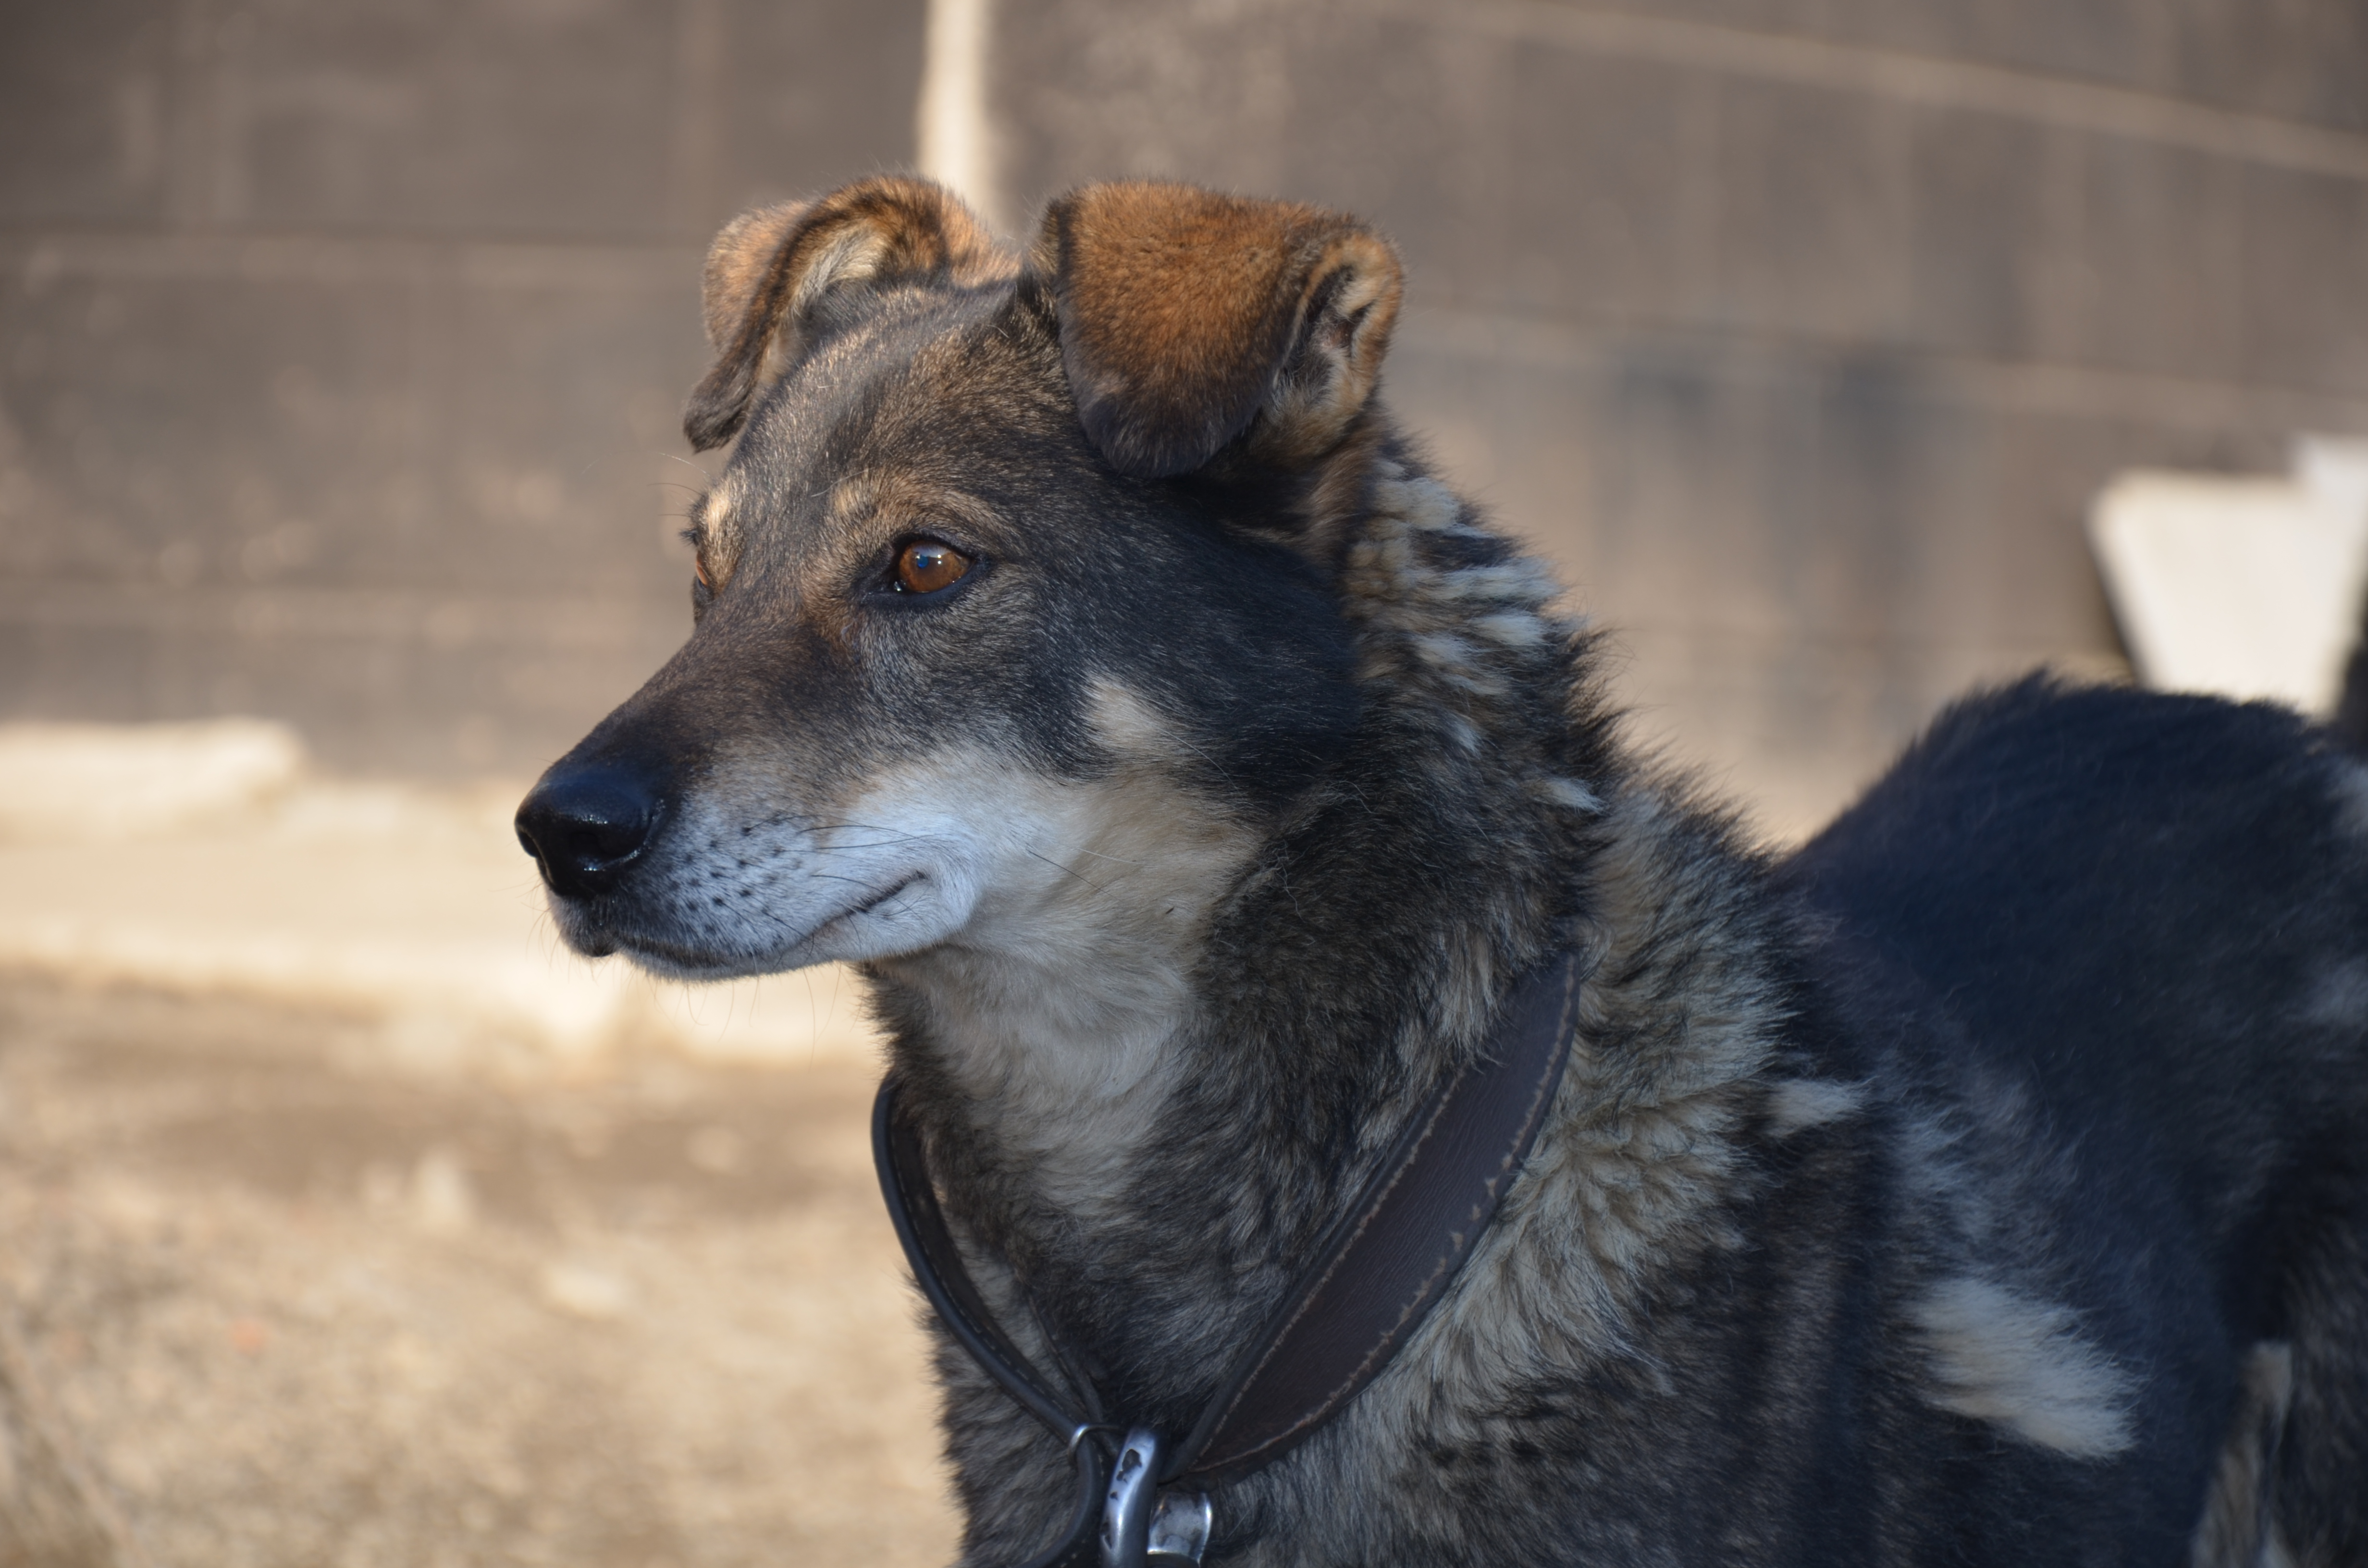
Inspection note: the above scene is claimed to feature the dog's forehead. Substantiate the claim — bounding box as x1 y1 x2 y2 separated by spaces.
726 285 1055 518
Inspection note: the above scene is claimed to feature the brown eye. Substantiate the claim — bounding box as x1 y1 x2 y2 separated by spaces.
693 553 712 591
893 539 973 595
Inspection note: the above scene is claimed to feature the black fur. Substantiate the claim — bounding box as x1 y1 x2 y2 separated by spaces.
518 179 2368 1567
1772 678 2368 1562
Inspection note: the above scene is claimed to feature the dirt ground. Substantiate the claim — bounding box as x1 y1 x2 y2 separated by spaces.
0 710 1846 1568
0 976 957 1568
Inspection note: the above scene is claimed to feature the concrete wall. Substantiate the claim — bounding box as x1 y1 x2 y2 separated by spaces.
0 0 925 775
973 0 2368 825
5 0 2367 824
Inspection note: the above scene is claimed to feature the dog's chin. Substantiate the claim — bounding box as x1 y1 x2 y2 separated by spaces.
543 897 621 960
613 941 795 983
551 870 976 980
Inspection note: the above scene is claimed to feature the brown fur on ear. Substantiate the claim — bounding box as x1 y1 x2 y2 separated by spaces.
1030 183 1403 479
699 201 812 355
684 176 1008 452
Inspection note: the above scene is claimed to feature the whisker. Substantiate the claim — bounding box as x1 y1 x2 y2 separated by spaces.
1026 846 1107 895
808 821 937 847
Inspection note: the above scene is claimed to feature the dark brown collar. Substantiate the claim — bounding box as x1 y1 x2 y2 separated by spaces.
873 950 1583 1568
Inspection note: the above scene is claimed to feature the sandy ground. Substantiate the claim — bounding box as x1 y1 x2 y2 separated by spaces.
0 724 957 1567
0 699 1878 1566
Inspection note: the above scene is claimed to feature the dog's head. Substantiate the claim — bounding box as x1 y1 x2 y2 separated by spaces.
515 177 1406 980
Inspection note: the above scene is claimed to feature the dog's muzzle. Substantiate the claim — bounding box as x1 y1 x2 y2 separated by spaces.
515 760 665 899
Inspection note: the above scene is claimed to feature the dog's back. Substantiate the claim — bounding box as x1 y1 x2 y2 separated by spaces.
1777 677 2368 1563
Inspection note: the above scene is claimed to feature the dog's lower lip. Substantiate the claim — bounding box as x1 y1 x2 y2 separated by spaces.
605 877 923 974
843 875 920 922
610 929 724 968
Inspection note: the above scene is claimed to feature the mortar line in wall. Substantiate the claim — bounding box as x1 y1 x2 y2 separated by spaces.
0 230 708 294
1356 0 2368 182
1396 304 2368 434
0 582 680 648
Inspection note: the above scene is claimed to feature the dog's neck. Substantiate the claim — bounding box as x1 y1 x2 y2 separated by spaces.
866 748 1260 1214
865 442 1627 1421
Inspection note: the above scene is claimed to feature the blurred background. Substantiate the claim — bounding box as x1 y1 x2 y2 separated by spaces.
1 0 2365 1563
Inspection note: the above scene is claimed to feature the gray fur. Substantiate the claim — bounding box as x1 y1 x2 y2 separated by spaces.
518 178 2368 1568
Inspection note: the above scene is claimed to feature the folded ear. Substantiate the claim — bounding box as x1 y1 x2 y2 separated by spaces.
1030 183 1403 479
684 176 1007 452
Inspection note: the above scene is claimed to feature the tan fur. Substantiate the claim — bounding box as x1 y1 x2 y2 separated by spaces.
864 685 1261 1213
1228 452 1779 1457
1768 1078 1869 1136
686 176 1011 451
1531 774 1607 814
1912 1277 2138 1458
1284 780 1786 1562
700 201 813 352
520 174 2368 1566
1291 456 1591 1040
2190 1342 2295 1568
688 470 746 591
1501 786 1781 1335
1341 463 1568 710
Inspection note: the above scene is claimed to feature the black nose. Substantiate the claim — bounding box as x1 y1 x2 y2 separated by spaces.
515 763 664 899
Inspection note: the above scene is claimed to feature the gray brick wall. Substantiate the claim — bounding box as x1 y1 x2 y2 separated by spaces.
979 0 2368 823
0 0 925 774
5 0 2366 821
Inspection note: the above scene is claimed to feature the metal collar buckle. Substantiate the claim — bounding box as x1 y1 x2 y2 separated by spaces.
1100 1428 1212 1568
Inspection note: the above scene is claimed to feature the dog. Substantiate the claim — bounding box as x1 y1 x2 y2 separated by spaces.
2337 602 2368 752
514 176 2368 1566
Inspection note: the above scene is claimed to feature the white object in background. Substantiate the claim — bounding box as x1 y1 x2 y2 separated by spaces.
2088 470 2368 716
2295 433 2368 518
0 717 306 840
918 0 1001 230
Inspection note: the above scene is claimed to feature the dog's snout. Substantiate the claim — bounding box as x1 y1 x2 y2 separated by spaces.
515 764 664 899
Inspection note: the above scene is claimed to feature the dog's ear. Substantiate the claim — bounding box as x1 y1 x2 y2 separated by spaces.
1029 183 1403 479
684 176 1005 452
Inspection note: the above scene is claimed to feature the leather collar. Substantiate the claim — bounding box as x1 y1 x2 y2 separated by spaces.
873 950 1583 1567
